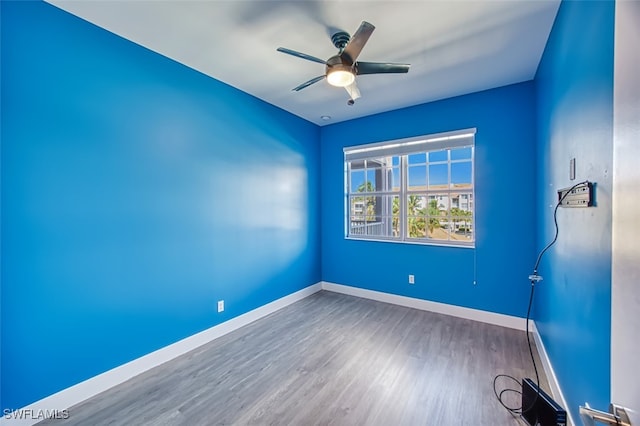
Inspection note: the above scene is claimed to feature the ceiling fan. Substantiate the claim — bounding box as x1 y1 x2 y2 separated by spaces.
277 21 410 105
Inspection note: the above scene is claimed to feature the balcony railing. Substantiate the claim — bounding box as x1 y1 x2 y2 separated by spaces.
350 221 384 236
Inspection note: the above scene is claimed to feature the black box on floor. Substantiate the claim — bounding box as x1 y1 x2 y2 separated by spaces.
521 378 567 426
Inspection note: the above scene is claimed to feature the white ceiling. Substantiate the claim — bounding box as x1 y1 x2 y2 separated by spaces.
46 0 560 126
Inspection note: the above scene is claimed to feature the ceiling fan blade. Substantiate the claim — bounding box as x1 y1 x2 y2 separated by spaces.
277 47 326 64
292 75 326 91
341 21 375 63
356 62 410 75
344 81 361 101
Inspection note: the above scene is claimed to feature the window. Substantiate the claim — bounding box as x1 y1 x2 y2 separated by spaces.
344 129 475 247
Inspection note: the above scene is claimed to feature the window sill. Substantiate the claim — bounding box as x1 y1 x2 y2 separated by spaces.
345 236 475 249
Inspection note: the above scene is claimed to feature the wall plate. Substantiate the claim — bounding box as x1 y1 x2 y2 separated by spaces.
558 182 593 207
570 158 576 180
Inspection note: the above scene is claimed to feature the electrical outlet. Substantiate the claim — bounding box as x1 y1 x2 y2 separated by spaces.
408 274 415 284
217 300 224 313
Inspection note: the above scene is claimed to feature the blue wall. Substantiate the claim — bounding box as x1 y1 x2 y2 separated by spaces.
535 0 614 421
1 1 320 410
320 82 537 317
0 0 616 418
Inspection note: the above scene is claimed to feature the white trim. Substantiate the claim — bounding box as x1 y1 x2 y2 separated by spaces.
612 1 640 422
321 281 527 331
0 283 322 426
530 321 575 426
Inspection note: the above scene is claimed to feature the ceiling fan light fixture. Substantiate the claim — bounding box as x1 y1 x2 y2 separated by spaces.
327 67 355 87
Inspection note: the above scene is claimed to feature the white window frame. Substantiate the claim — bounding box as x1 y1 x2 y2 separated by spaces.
344 128 476 248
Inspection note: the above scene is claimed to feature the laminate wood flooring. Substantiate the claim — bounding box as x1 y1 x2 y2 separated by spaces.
38 291 550 426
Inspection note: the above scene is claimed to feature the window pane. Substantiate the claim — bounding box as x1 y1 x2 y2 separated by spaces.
350 196 365 217
428 194 449 213
429 227 449 240
366 157 398 192
349 195 397 238
406 195 427 239
365 169 378 192
408 153 426 165
392 195 400 237
407 217 427 238
451 147 472 160
451 161 472 186
391 168 400 192
457 193 473 212
423 194 446 240
372 196 381 220
350 169 365 192
452 192 473 212
428 164 448 189
449 214 473 242
406 195 427 216
363 196 377 220
428 150 447 162
408 165 426 189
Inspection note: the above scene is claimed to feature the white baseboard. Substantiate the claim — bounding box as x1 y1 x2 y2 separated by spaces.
321 281 528 331
4 281 571 426
1 283 322 426
530 322 575 426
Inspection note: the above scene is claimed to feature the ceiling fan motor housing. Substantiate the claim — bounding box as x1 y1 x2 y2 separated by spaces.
331 31 350 50
326 55 353 70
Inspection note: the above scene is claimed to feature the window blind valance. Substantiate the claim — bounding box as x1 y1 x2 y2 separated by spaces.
343 128 476 161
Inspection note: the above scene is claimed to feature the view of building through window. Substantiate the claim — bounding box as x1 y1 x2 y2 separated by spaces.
345 130 475 246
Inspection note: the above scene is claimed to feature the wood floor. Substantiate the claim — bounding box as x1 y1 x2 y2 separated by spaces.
39 291 549 425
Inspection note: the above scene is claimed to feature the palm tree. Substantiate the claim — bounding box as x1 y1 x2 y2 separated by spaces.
450 207 462 234
450 207 473 237
392 197 400 236
407 195 421 215
357 181 375 193
427 199 441 234
407 195 426 237
460 209 473 237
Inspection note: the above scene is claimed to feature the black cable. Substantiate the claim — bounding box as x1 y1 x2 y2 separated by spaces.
492 279 539 416
493 180 589 421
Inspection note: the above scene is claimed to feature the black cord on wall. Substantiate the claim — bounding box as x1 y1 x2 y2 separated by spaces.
493 180 589 422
